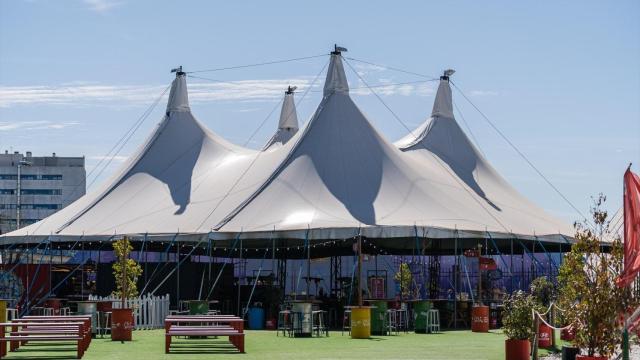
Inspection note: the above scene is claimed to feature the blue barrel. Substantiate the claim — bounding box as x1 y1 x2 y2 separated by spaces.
248 307 265 330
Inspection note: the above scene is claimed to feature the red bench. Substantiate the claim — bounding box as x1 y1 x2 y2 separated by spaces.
164 315 245 353
0 322 86 359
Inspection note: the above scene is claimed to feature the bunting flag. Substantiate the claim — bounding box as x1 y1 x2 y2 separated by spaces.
616 167 640 288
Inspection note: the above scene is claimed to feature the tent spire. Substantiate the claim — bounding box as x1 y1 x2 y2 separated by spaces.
166 65 190 114
431 69 455 119
323 44 349 96
279 86 299 131
263 85 300 149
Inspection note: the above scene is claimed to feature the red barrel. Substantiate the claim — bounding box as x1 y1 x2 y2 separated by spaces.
111 308 134 341
471 305 489 332
560 327 575 341
538 322 552 347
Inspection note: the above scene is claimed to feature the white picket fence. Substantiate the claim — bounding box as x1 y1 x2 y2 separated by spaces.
88 294 170 330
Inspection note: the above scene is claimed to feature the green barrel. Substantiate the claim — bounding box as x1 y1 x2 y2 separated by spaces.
188 300 209 315
370 300 388 335
413 300 432 333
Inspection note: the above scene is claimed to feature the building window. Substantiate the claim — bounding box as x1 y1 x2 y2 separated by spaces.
20 175 38 180
0 189 15 195
17 204 60 210
41 175 63 180
20 189 62 195
0 175 17 180
0 204 17 209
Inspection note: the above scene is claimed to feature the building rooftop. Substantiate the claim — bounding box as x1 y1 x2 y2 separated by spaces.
0 151 84 167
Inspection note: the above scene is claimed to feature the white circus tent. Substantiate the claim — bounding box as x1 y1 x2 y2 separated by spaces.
0 50 574 253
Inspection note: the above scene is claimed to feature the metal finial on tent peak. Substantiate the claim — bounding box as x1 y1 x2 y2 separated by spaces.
286 85 297 94
331 44 348 55
441 69 455 81
170 66 185 76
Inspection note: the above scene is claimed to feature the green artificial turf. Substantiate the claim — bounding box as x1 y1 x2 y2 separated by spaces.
3 329 560 360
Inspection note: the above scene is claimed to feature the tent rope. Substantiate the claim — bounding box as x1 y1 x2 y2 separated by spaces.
187 54 328 74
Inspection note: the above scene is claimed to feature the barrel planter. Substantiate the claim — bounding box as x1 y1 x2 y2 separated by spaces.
471 305 489 332
561 327 575 341
413 300 431 333
111 308 134 341
538 322 553 347
371 300 388 335
575 356 608 360
562 345 579 360
350 307 371 339
505 339 530 360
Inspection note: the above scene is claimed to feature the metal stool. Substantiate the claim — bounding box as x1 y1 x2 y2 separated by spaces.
60 307 70 316
312 310 329 337
43 307 54 316
427 309 441 333
386 309 398 335
277 310 292 337
98 311 112 337
395 308 408 333
6 308 18 321
342 310 351 336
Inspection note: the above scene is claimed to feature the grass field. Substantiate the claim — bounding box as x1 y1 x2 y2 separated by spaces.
3 329 559 360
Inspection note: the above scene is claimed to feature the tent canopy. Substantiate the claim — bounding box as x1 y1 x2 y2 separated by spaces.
1 50 575 252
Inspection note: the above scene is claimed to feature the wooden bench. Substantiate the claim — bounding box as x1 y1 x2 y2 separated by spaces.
0 322 86 359
165 325 245 353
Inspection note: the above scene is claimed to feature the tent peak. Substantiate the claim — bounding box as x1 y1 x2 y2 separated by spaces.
324 46 349 96
166 67 190 113
170 65 186 77
432 71 454 119
285 85 297 95
440 68 455 82
331 44 348 55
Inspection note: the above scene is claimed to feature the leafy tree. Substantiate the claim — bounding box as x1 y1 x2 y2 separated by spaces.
557 194 636 357
394 262 413 299
503 290 539 340
112 237 143 306
529 276 555 308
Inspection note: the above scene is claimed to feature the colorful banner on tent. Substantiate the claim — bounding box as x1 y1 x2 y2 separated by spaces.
617 167 640 288
479 257 497 271
0 264 51 309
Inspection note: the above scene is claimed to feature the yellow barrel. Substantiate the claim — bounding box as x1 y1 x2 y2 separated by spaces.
0 300 7 323
350 307 371 339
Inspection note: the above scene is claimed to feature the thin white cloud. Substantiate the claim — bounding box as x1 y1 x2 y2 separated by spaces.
83 0 122 13
0 121 80 131
0 76 431 108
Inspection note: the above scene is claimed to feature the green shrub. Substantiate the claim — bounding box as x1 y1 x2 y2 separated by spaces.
503 290 537 340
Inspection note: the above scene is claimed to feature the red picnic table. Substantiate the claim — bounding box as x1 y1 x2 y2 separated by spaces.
164 315 245 353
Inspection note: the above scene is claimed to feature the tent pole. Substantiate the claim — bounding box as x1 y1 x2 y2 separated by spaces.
176 240 180 308
454 230 458 330
237 237 243 316
306 229 311 299
510 239 514 293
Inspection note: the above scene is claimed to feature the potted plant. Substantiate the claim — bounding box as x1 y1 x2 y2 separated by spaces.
111 236 143 341
502 290 537 360
557 195 637 359
529 276 555 348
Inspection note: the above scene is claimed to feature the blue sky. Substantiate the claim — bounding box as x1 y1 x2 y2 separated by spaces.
0 0 638 225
